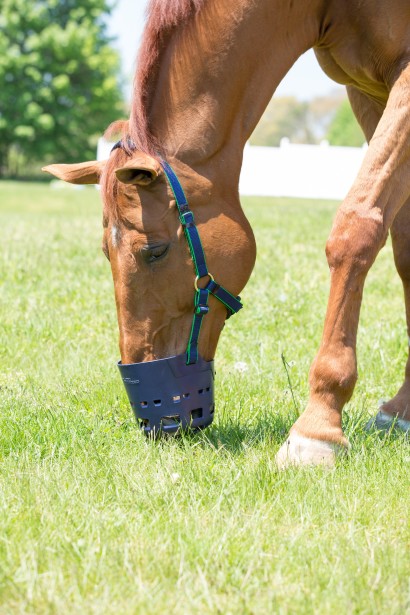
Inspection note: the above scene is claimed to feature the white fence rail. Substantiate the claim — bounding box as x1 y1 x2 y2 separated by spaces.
97 138 368 201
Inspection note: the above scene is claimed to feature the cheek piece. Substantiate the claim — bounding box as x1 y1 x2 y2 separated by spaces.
116 154 243 437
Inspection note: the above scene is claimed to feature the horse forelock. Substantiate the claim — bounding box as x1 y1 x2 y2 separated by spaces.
101 120 130 219
130 0 206 157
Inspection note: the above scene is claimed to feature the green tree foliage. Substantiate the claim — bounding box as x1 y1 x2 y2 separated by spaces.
0 0 124 176
326 99 365 146
250 92 367 148
250 97 314 146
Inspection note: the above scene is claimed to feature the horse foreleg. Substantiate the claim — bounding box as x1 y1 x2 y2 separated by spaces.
339 89 409 433
368 199 410 433
349 88 410 433
277 209 386 467
277 72 410 467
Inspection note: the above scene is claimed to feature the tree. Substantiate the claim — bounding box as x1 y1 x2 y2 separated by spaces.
250 92 349 147
250 97 314 147
305 91 347 141
0 0 125 176
326 99 365 147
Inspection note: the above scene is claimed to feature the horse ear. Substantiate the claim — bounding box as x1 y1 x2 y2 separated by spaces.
115 153 162 186
42 160 106 184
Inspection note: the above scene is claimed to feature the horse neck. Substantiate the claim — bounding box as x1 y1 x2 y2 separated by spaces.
143 0 324 179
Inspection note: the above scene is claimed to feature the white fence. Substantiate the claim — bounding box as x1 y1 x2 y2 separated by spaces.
240 139 367 201
97 137 368 201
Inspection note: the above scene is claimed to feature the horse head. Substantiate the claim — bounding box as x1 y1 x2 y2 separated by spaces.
43 134 256 434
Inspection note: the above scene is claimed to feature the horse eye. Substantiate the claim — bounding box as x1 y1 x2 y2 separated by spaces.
141 243 169 263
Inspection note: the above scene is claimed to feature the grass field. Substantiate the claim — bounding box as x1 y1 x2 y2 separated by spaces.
1 181 409 614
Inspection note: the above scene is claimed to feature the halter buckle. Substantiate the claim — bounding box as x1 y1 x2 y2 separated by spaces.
194 272 214 291
180 211 195 228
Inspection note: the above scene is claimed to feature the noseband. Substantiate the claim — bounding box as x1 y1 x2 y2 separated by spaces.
113 142 243 436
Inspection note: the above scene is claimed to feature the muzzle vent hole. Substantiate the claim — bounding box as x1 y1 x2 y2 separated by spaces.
161 415 180 427
172 395 181 403
198 389 204 395
140 401 148 409
154 399 162 406
191 408 203 419
183 393 190 399
206 387 210 392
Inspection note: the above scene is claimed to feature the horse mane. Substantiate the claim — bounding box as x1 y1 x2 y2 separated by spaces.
129 0 206 156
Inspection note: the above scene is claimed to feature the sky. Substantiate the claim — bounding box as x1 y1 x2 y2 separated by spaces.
107 0 344 101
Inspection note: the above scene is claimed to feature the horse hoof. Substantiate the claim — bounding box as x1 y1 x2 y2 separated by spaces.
365 410 410 434
275 431 348 469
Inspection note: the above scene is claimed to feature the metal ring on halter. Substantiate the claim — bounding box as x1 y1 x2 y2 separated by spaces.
194 272 214 291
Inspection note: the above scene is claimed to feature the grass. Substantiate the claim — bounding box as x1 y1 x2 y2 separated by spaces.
0 181 409 614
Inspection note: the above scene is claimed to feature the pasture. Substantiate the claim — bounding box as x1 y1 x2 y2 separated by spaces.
1 181 409 614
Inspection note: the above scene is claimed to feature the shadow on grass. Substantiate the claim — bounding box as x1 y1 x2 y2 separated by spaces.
169 401 409 457
171 405 299 455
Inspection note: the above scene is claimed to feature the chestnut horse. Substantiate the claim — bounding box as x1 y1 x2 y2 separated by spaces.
44 0 410 466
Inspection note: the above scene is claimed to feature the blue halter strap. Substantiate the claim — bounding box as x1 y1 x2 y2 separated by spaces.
159 160 243 364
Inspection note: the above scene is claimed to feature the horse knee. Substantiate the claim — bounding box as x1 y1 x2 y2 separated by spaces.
325 211 386 274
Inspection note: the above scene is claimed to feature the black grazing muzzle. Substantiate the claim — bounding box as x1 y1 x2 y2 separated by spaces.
113 151 243 437
118 353 215 436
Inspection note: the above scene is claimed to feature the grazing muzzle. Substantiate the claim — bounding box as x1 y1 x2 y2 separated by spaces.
118 353 215 436
114 151 243 436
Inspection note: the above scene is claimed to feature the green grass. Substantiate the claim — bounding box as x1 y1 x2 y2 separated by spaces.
1 181 409 614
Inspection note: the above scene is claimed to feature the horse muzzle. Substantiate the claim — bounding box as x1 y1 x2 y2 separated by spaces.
118 353 215 436
113 157 241 438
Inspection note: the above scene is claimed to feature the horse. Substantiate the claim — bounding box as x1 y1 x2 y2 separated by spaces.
43 0 410 466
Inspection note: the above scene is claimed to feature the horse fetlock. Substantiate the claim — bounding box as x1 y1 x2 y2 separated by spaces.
291 399 347 443
276 431 349 469
377 377 410 422
309 348 357 405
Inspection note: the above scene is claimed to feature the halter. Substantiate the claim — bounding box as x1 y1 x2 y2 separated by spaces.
159 159 243 364
113 142 243 435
